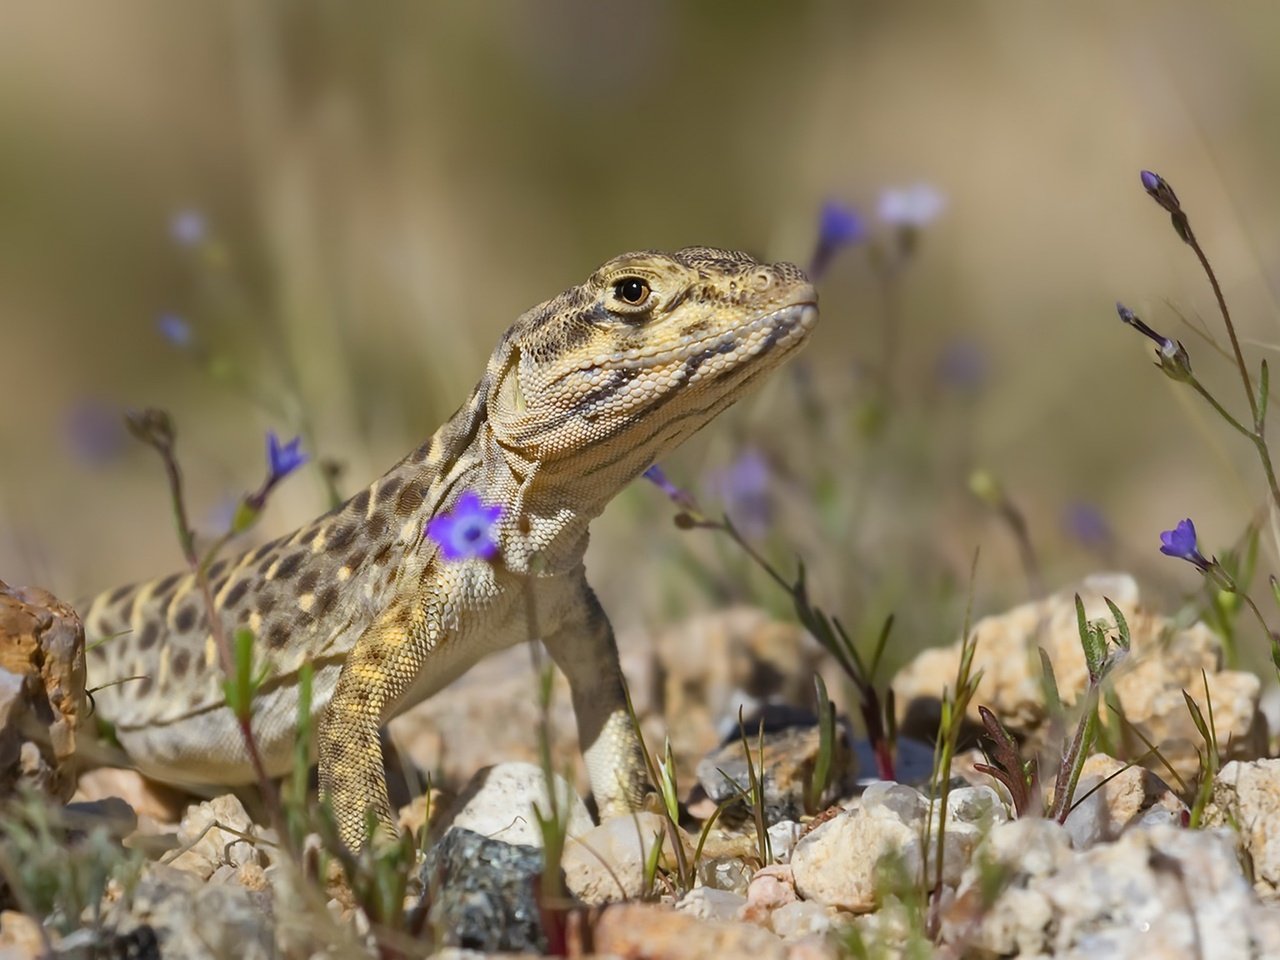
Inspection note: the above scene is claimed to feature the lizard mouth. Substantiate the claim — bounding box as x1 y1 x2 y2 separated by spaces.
568 298 819 376
674 299 819 384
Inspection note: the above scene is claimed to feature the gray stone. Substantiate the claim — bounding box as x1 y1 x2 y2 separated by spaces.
103 865 274 960
418 826 559 953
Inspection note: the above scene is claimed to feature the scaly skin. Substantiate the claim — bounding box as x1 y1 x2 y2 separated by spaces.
83 247 818 849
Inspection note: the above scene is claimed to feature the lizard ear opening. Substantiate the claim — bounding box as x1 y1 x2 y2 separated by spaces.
491 347 526 417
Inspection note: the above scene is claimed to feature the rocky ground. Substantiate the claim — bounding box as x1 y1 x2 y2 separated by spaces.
3 573 1280 958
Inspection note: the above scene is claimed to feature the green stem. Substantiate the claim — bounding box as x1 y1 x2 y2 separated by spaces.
1189 378 1252 440
1235 584 1272 643
1190 377 1280 522
1188 235 1256 423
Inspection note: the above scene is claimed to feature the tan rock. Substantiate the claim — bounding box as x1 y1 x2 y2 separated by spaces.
387 644 594 796
562 811 693 904
0 579 86 803
396 784 449 842
697 723 852 822
791 806 917 912
1061 753 1186 847
593 902 788 960
72 767 187 825
1205 758 1280 897
167 793 263 879
0 910 48 958
657 607 833 783
784 933 842 960
792 783 1000 913
894 575 1266 786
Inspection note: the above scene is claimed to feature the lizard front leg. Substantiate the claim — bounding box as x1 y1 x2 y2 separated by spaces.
542 577 650 818
318 599 427 851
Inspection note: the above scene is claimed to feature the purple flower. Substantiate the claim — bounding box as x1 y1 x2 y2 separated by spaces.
64 398 126 465
156 313 193 348
170 209 207 247
705 448 772 538
425 491 503 561
808 201 865 280
1063 501 1113 551
267 432 308 483
643 464 697 511
935 338 987 390
1115 303 1191 381
1159 518 1210 571
1139 170 1181 214
877 184 946 228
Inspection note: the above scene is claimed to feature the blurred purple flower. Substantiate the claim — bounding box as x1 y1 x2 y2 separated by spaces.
64 398 126 465
877 184 946 227
425 490 503 561
643 464 697 511
1139 170 1182 215
266 432 308 484
1159 518 1210 571
1116 302 1191 381
156 313 193 348
1063 501 1113 551
935 338 987 391
170 209 207 247
206 496 239 534
808 201 865 280
706 448 773 538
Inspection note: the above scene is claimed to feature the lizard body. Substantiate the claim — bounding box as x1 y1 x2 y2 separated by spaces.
84 247 818 848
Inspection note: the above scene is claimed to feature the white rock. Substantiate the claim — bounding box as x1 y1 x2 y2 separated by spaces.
948 820 1276 958
1061 754 1186 849
439 762 593 848
861 781 928 824
767 820 803 864
793 783 989 913
769 900 841 940
943 785 1008 827
791 808 920 912
677 887 746 921
168 794 262 879
944 818 1072 955
1205 758 1280 896
561 811 691 904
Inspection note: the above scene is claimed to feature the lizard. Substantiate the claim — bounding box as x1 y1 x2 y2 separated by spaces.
82 246 818 850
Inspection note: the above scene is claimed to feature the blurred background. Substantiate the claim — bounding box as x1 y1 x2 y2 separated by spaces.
4 1 1280 672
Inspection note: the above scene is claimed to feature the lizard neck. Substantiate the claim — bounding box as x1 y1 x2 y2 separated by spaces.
384 385 598 579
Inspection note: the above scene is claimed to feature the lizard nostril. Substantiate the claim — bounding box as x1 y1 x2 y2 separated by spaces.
751 270 774 292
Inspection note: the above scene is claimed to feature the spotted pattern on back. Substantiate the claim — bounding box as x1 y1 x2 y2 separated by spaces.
82 415 485 730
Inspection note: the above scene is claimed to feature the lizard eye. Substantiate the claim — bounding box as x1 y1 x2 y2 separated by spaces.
613 278 651 307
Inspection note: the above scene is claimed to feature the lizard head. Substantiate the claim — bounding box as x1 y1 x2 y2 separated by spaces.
484 246 817 482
